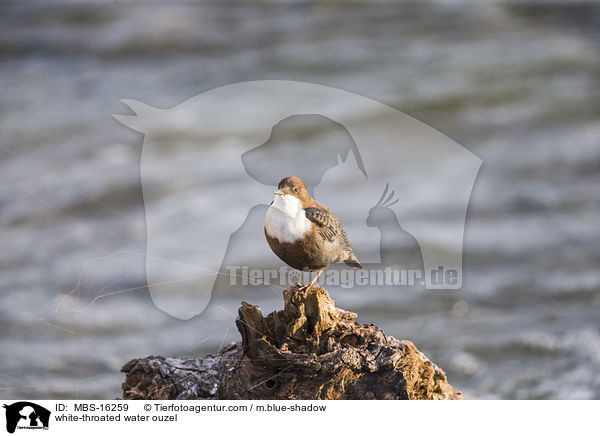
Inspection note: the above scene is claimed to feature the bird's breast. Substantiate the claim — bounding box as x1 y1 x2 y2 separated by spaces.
265 206 312 244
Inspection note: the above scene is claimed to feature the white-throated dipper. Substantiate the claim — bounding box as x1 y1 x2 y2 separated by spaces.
265 176 362 288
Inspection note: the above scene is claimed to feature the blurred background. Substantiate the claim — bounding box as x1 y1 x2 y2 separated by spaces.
1 1 599 400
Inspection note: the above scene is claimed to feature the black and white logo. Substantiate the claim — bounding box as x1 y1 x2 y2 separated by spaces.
3 402 50 434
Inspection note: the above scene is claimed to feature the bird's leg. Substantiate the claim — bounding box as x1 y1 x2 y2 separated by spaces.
308 269 324 288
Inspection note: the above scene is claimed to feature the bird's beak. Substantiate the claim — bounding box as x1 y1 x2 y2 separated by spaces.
273 189 284 196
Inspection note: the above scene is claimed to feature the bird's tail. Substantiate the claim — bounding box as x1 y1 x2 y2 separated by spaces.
344 254 363 269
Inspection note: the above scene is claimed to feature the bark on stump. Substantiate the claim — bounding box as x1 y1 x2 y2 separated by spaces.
121 285 464 400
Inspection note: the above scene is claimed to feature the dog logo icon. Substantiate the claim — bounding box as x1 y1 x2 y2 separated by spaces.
3 402 50 433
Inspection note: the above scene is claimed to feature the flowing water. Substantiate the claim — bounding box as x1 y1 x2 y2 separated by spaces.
1 1 600 399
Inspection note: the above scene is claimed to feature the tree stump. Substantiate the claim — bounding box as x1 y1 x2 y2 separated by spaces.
121 285 464 400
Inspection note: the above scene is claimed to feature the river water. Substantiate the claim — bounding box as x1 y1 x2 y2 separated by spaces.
1 1 599 399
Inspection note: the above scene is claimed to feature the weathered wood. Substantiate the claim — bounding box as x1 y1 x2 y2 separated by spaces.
122 285 464 400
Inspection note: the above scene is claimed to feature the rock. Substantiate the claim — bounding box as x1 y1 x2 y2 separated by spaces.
122 284 464 400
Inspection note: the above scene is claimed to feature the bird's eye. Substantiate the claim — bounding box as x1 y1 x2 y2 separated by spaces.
293 187 299 193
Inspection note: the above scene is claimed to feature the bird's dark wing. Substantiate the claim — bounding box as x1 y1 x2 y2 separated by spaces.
304 207 338 242
305 205 360 266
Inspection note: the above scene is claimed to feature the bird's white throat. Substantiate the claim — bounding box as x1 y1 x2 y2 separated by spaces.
271 193 302 216
265 194 311 243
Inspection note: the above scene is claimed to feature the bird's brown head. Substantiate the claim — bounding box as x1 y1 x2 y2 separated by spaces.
273 176 311 205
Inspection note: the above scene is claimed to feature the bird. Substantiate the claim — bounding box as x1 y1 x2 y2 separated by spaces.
264 176 362 289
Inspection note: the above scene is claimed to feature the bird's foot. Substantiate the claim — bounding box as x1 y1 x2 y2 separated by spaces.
293 282 311 292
